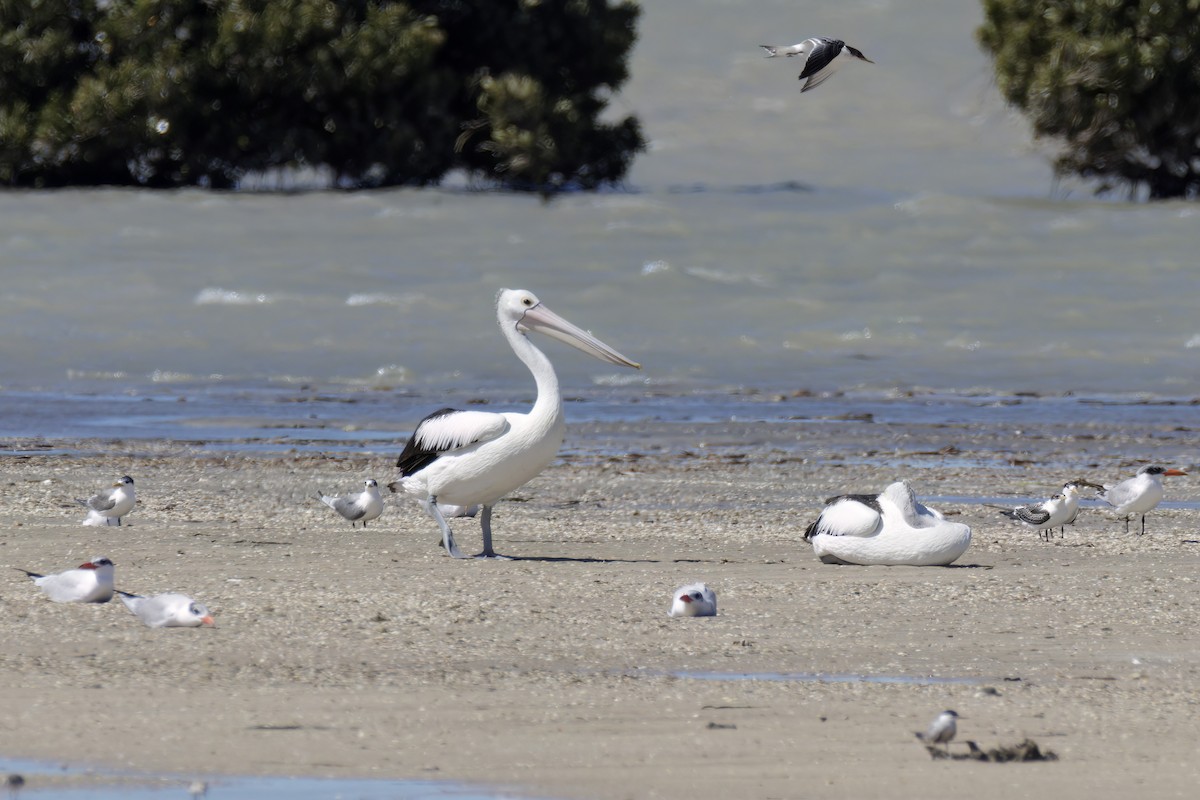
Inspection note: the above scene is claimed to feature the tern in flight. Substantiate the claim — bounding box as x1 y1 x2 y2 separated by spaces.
760 37 874 92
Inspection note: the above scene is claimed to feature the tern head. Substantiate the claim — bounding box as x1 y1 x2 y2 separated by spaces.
187 601 216 628
1139 465 1187 478
364 479 378 488
669 582 717 617
844 44 874 63
497 288 641 369
80 557 114 570
115 475 134 487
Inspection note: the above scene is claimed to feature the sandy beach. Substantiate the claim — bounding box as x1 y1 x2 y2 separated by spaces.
1 420 1198 799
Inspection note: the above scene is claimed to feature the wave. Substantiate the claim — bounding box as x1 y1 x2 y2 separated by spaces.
194 287 273 305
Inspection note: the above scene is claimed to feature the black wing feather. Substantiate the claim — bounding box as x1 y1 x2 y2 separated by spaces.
395 407 460 475
798 38 843 80
821 492 881 511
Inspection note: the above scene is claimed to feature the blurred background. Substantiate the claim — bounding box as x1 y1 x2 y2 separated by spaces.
0 1 1196 445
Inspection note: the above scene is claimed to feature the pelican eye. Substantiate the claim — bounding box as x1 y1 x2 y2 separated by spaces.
522 297 533 306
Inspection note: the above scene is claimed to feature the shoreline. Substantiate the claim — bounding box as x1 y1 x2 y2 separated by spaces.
1 428 1198 799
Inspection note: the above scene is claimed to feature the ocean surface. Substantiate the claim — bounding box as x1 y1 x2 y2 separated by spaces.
1 0 1198 452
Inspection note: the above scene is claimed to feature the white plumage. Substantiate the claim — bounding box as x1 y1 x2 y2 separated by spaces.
77 475 136 526
1099 465 1187 534
316 478 385 528
991 480 1099 541
760 36 874 93
19 557 115 603
916 710 960 747
668 583 717 617
119 591 215 628
804 481 971 566
389 289 640 559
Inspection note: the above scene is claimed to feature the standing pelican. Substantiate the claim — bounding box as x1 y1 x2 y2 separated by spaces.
388 289 640 559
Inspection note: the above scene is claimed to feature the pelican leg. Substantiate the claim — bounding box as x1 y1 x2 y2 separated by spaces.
426 496 466 558
474 505 511 560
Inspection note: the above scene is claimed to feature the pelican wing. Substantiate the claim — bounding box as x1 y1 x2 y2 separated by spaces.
804 494 883 540
396 407 510 476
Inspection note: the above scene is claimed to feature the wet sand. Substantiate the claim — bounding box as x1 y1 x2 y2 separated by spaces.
1 425 1198 799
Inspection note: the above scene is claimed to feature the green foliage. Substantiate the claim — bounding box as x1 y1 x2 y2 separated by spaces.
978 0 1200 199
0 0 644 190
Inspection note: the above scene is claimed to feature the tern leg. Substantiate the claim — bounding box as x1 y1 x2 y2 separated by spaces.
426 496 466 558
1140 514 1146 536
474 505 510 560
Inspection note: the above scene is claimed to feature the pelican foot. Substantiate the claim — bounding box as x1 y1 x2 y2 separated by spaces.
473 552 513 561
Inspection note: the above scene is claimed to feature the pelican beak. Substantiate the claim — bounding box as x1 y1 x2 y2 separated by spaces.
1164 469 1187 477
519 303 641 369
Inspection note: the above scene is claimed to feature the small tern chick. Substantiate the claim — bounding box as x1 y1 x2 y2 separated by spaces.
760 37 874 93
668 583 717 617
77 475 136 526
118 591 215 628
915 709 960 748
316 479 384 528
17 557 115 603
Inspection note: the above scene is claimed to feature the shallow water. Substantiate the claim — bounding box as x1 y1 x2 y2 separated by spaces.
662 671 981 686
0 757 535 799
1 2 1198 424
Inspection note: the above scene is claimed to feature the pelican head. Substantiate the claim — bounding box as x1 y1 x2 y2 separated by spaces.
498 288 641 369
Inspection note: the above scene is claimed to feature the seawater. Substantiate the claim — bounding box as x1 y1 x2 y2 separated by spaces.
2 0 1198 440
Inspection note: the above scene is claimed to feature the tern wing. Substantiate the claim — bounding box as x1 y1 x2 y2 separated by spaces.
798 38 842 91
330 494 366 521
1100 478 1137 508
1004 503 1052 526
81 489 117 512
396 407 510 476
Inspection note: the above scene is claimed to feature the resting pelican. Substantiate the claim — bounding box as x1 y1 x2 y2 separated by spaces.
388 289 640 559
803 481 971 566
